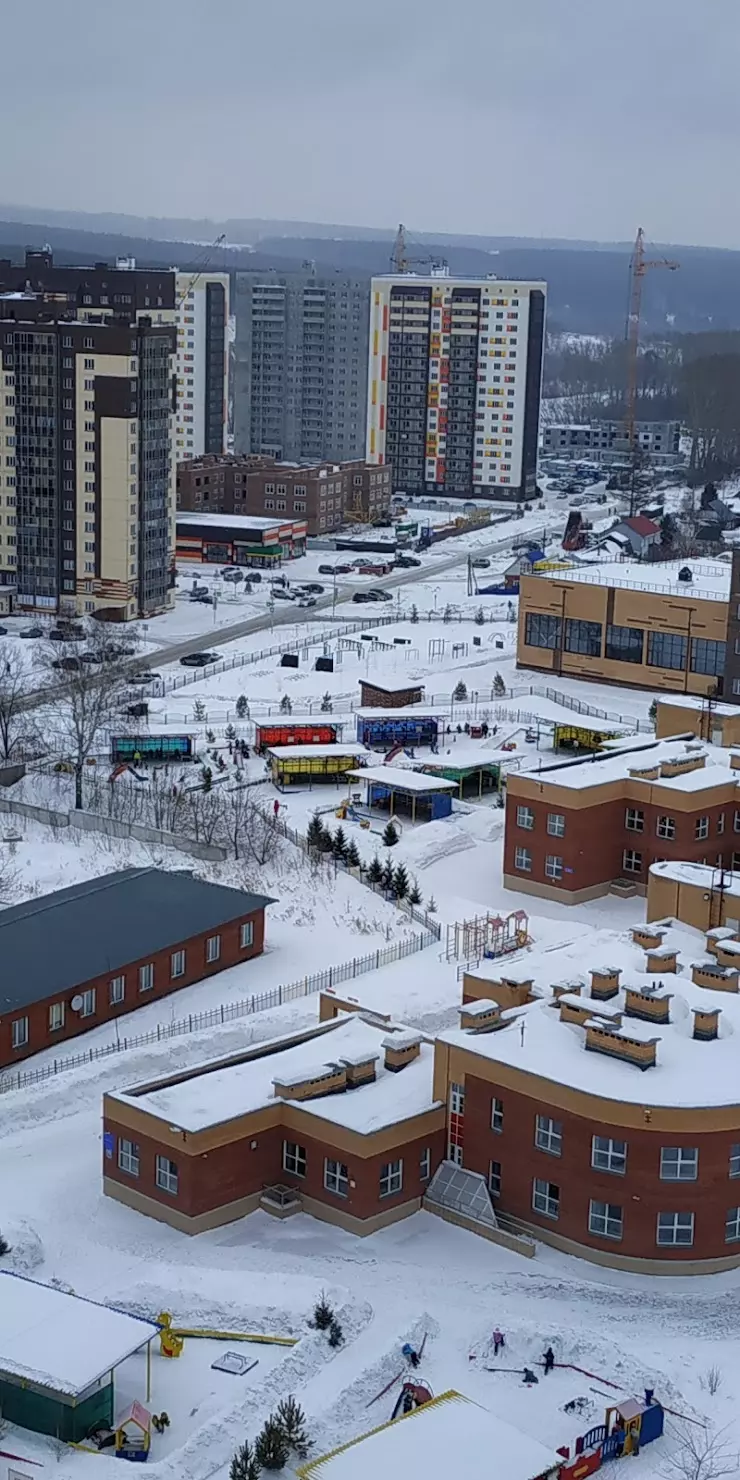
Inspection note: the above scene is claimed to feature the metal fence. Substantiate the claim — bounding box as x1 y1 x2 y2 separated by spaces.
0 928 439 1095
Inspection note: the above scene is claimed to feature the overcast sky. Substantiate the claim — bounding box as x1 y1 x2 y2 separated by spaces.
1 0 736 247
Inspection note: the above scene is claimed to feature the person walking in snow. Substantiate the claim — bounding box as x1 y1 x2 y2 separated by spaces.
492 1328 505 1356
543 1346 555 1375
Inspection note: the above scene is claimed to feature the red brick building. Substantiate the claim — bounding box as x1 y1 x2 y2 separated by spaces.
504 737 740 905
176 454 392 537
0 869 273 1070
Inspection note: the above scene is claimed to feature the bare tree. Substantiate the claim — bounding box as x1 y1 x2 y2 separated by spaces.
0 650 40 762
219 788 281 866
662 1422 739 1480
41 621 139 810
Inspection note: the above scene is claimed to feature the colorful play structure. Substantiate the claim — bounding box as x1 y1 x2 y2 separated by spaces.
155 1311 297 1356
255 722 340 754
445 908 530 962
355 710 441 750
390 1381 434 1421
558 1390 664 1480
115 1402 152 1462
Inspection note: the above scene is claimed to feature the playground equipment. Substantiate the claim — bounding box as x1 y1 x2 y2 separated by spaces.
115 1402 151 1462
391 1382 433 1421
156 1313 184 1359
154 1312 296 1350
445 908 529 962
558 1390 664 1480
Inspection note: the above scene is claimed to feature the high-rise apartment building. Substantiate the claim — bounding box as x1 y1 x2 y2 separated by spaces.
366 272 546 501
174 270 229 461
0 251 177 620
233 269 369 464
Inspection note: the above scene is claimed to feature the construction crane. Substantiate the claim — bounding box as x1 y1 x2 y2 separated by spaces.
176 233 227 306
390 223 447 275
624 227 679 455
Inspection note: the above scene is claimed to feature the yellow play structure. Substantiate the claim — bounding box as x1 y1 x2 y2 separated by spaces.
155 1311 297 1358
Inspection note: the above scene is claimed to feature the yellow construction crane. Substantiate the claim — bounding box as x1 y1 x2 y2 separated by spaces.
390 223 447 275
624 227 679 452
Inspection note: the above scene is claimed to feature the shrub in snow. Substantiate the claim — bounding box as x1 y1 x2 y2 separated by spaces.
408 877 422 905
193 699 207 722
346 839 361 869
426 895 437 913
393 863 410 900
474 606 485 626
410 604 419 624
0 1232 10 1257
493 672 506 696
320 692 333 712
229 1441 260 1480
236 695 248 719
328 1317 344 1348
381 856 395 893
275 1396 309 1459
279 694 292 714
225 723 236 741
255 1417 289 1472
453 681 468 701
382 820 399 847
311 1292 334 1330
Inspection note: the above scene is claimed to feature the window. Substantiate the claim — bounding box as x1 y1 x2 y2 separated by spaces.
623 849 643 873
588 1200 623 1240
491 1097 504 1132
656 1211 694 1246
647 631 687 672
155 1155 179 1195
516 805 535 830
48 1002 65 1032
661 1147 698 1181
11 1016 28 1049
109 975 125 1005
730 1144 740 1178
625 808 644 832
695 816 709 841
514 846 532 872
380 1160 404 1197
420 1147 431 1181
206 934 221 963
139 963 154 993
118 1139 140 1177
283 1140 307 1177
545 855 563 881
525 612 562 650
691 638 726 677
171 949 186 979
488 1160 502 1197
532 1178 560 1219
718 813 726 835
592 1136 627 1174
80 988 96 1017
535 1115 562 1156
324 1158 349 1197
564 618 602 657
547 813 565 837
449 1082 465 1115
657 815 676 840
240 921 254 948
726 1207 740 1243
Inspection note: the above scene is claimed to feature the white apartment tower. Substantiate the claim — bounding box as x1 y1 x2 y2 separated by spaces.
366 272 546 501
175 271 230 461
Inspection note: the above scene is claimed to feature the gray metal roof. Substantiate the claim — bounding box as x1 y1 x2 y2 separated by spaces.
0 868 274 1015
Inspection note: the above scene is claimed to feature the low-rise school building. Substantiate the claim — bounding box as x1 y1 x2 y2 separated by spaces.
503 735 740 904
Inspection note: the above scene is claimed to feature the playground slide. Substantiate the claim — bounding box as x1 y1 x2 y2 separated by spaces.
170 1327 297 1347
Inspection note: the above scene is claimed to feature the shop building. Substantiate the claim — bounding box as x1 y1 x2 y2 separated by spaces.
175 511 307 565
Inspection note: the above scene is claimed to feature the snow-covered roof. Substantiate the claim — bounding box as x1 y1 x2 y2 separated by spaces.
650 859 740 900
176 512 305 531
355 707 442 720
442 916 740 1108
657 694 740 719
346 767 457 793
0 1273 159 1397
300 1390 560 1480
517 737 736 794
529 557 731 601
113 1016 439 1135
267 744 371 759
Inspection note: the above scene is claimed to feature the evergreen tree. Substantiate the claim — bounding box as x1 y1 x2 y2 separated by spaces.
280 694 293 714
193 698 207 722
320 692 333 713
206 728 216 744
328 1318 344 1348
236 695 248 719
381 855 395 892
474 606 485 626
426 895 437 913
332 826 348 861
453 680 468 701
311 1292 334 1330
255 1417 289 1472
225 723 236 741
346 839 361 869
382 820 399 847
229 1440 260 1480
307 812 325 851
493 672 506 697
410 604 419 625
274 1396 309 1460
393 863 410 900
201 765 213 793
443 604 452 624
408 877 422 906
0 1231 10 1257
367 853 383 885
648 697 658 728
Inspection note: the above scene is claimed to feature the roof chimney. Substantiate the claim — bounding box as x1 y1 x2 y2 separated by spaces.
382 1031 423 1072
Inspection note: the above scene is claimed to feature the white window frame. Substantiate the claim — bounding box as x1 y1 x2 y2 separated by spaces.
11 1016 28 1049
730 1144 740 1178
449 1082 465 1115
324 1158 349 1197
625 808 644 832
420 1147 431 1181
118 1139 140 1177
660 1147 698 1181
491 1097 504 1133
138 963 154 993
155 1156 178 1195
656 815 675 840
48 1001 65 1032
206 934 221 963
591 1135 627 1175
547 812 565 837
516 805 535 830
588 1199 623 1240
695 816 710 841
171 949 186 979
656 1211 694 1246
532 1178 559 1219
282 1140 307 1177
535 1114 562 1156
240 920 254 948
514 845 532 873
379 1159 404 1197
623 849 643 873
80 988 96 1017
488 1160 502 1198
726 1207 740 1243
109 975 125 1005
545 854 563 881
448 1143 463 1167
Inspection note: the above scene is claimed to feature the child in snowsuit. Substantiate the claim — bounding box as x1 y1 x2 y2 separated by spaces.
543 1347 555 1375
492 1328 505 1356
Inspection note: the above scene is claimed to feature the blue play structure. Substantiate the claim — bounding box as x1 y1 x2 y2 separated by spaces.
356 712 439 748
367 780 452 820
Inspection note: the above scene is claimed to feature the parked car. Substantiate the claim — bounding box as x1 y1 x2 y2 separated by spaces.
394 555 421 569
318 564 336 576
19 626 43 638
190 592 214 605
129 670 161 685
0 626 8 636
366 589 394 603
126 701 148 718
297 596 317 608
352 591 371 603
180 651 220 667
222 570 244 583
269 574 288 588
334 563 354 575
351 557 374 568
102 641 136 659
52 656 83 672
301 583 324 594
272 588 295 601
472 558 491 570
247 570 262 582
